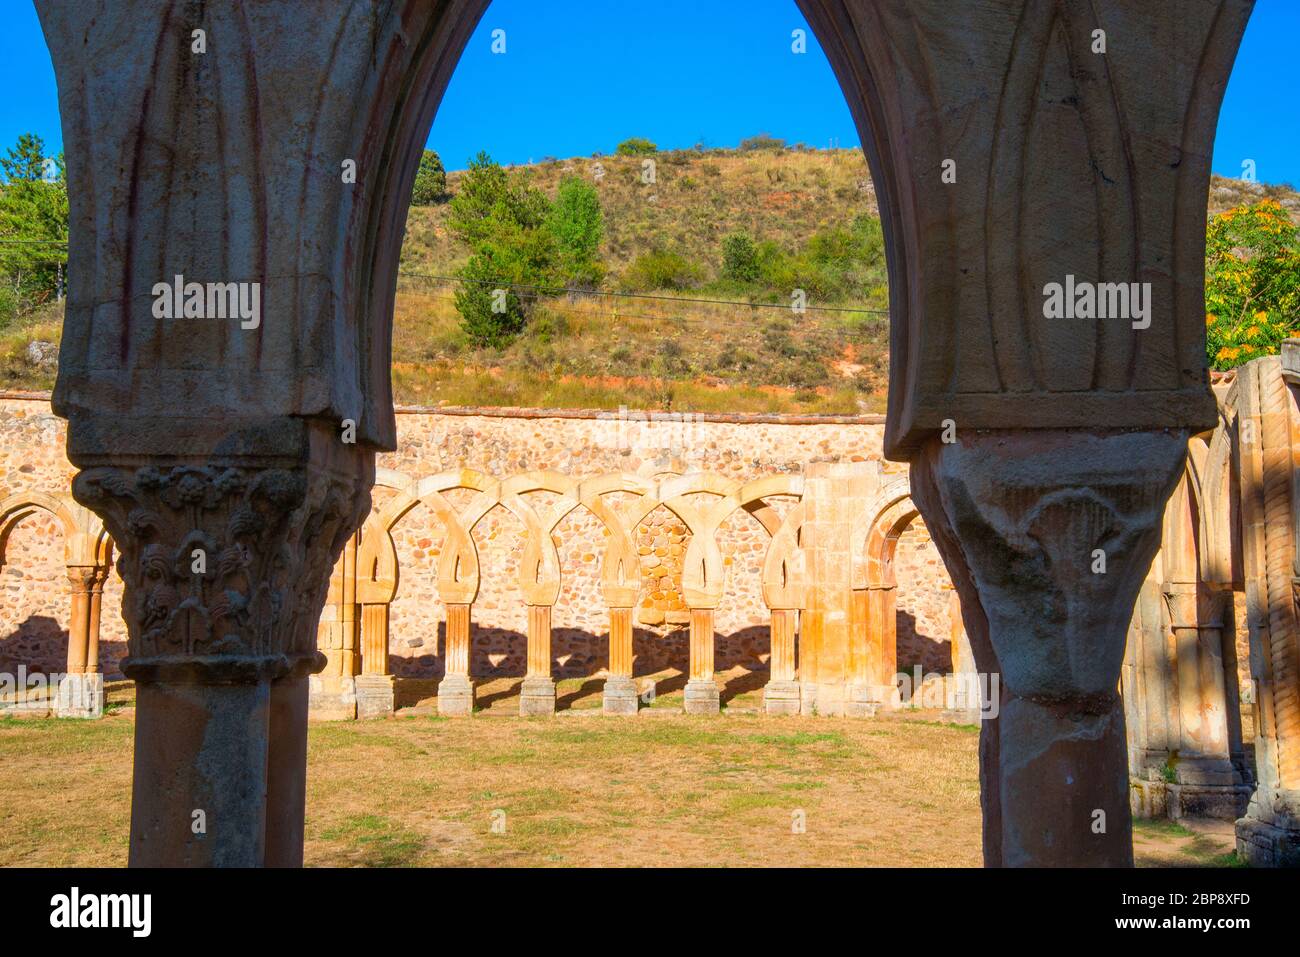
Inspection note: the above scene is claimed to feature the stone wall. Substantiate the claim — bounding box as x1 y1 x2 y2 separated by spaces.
0 394 960 681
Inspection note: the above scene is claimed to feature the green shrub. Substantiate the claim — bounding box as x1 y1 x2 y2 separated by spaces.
547 176 605 289
447 152 556 346
620 249 703 291
616 137 658 157
722 233 760 283
0 133 67 328
1205 200 1300 369
739 133 786 152
409 149 447 205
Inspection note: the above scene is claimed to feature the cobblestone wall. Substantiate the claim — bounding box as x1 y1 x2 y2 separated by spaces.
0 395 960 681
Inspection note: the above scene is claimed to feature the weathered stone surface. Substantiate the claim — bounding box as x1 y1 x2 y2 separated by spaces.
354 673 395 720
437 673 475 717
683 679 720 715
601 675 638 715
1231 354 1300 866
27 0 1253 869
912 429 1189 867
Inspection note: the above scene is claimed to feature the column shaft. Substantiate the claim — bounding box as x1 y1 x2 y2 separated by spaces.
264 673 310 866
130 679 271 866
437 602 475 716
602 606 637 714
355 603 395 719
684 607 719 714
764 607 801 715
520 604 556 715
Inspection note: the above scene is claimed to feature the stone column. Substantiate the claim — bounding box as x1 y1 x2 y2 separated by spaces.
86 565 107 675
911 429 1187 867
847 583 894 715
866 582 898 709
70 422 371 867
56 566 102 718
1161 582 1253 818
309 533 361 720
64 566 92 674
603 606 638 714
1235 351 1300 866
684 606 719 714
1124 568 1173 818
520 603 556 716
764 608 801 715
800 463 874 716
942 587 981 723
265 665 312 866
355 602 394 719
438 602 475 716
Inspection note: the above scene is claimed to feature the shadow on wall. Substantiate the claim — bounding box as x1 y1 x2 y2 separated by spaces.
896 608 952 675
390 622 773 686
0 615 68 676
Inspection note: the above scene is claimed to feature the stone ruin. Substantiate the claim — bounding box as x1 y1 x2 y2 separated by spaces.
14 0 1281 867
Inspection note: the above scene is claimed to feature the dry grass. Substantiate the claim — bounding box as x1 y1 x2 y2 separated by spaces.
390 277 887 413
0 678 1242 868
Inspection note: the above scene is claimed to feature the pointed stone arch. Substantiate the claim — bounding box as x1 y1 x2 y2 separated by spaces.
33 0 1254 866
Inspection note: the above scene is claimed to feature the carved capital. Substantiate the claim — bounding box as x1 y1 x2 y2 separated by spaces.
71 427 373 684
66 565 97 594
912 429 1188 699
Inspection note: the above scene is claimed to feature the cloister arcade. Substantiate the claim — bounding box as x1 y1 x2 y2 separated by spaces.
24 0 1270 867
3 356 1299 867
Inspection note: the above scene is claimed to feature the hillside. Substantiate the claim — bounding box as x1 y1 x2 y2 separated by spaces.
390 148 1300 413
2 148 1297 414
393 146 890 413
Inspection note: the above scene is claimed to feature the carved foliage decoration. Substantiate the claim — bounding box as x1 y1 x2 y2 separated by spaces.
73 462 365 667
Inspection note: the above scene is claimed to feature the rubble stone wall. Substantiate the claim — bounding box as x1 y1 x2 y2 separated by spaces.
0 395 958 680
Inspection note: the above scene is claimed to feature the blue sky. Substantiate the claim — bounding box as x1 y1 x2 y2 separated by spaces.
0 0 1295 184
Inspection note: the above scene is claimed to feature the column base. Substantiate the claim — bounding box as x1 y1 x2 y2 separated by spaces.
1167 783 1254 821
763 679 802 715
519 677 556 716
940 672 982 725
846 682 879 718
683 679 720 715
354 674 395 719
55 672 104 718
602 676 639 715
437 674 475 716
1130 778 1170 820
798 681 863 716
1235 792 1300 867
308 675 357 720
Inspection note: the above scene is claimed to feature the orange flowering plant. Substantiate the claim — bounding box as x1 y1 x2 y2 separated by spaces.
1205 199 1300 370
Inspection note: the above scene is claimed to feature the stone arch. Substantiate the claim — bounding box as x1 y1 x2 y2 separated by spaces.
0 491 112 709
1124 393 1256 823
371 469 500 715
496 471 583 713
576 473 658 714
848 478 914 702
653 472 804 713
0 491 82 566
352 469 417 684
32 0 1254 866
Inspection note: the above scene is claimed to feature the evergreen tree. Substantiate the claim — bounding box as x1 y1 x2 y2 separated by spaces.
547 175 604 288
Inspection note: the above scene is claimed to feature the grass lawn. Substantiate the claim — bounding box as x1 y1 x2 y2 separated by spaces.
0 680 1243 868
